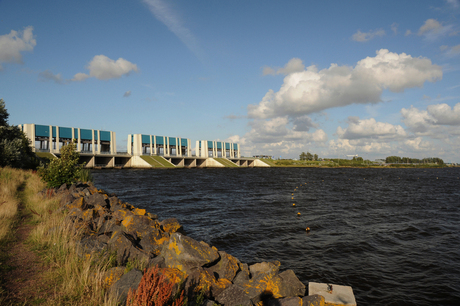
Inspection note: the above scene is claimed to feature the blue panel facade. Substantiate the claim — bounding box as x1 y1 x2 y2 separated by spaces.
217 142 222 149
80 129 93 140
100 131 111 141
94 132 98 140
225 143 230 150
73 129 78 139
155 136 164 145
35 125 50 137
233 144 238 150
141 134 150 144
208 141 213 148
52 126 56 137
181 138 188 146
59 127 72 139
169 137 176 146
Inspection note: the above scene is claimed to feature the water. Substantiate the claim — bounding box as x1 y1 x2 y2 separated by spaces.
91 167 460 305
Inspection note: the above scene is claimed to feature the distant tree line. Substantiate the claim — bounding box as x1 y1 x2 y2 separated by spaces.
385 156 444 165
299 152 318 161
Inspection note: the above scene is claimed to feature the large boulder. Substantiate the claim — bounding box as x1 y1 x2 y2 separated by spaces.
277 269 306 297
205 251 240 282
301 294 325 306
107 230 151 265
101 267 126 290
139 228 169 256
75 235 107 259
109 269 143 306
215 284 253 306
266 297 303 306
161 233 220 275
85 192 108 209
249 261 280 278
121 215 161 239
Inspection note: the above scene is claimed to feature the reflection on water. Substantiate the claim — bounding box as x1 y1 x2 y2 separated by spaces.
92 167 460 305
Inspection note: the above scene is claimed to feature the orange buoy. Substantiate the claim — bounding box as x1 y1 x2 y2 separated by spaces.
297 212 301 216
293 203 296 206
306 227 311 232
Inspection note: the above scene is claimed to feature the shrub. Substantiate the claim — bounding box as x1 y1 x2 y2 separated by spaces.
126 265 184 306
38 142 84 188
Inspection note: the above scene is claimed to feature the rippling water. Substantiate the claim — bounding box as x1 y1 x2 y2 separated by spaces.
91 167 460 305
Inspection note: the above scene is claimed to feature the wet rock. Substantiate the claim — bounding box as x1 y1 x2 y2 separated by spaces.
161 233 220 275
109 268 143 306
215 284 253 306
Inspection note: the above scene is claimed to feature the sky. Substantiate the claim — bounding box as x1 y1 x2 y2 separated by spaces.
1 0 460 162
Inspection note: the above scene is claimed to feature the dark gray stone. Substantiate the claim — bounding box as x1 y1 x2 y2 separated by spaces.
85 192 108 208
109 268 143 306
215 284 252 306
301 294 325 306
277 269 306 297
76 235 107 258
266 297 302 306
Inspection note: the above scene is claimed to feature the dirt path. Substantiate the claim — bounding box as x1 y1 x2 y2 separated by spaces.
2 210 56 305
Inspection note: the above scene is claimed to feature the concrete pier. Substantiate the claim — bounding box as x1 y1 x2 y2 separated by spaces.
308 282 356 306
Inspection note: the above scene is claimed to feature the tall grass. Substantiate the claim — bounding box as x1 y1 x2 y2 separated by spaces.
0 167 117 305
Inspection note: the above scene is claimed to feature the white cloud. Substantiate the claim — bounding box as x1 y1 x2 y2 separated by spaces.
351 29 385 42
72 55 138 81
262 58 305 76
337 117 406 140
142 0 204 61
405 29 412 36
123 90 132 97
427 103 460 125
417 19 453 40
38 70 64 84
442 44 460 56
248 49 442 119
0 26 36 70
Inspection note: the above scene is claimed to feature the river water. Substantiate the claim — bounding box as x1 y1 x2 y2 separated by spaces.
91 167 460 305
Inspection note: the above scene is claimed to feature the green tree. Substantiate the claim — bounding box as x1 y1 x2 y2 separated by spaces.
38 142 84 187
313 154 318 161
299 152 307 160
0 99 38 168
306 152 313 161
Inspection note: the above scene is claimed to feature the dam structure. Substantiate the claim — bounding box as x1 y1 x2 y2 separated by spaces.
19 124 269 168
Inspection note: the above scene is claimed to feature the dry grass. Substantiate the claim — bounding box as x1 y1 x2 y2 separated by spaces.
0 167 118 305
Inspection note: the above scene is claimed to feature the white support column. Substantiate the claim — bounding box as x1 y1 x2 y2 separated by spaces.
127 134 132 155
91 129 95 154
112 131 117 154
165 136 169 157
97 130 101 154
177 137 181 157
49 125 54 153
150 135 153 156
153 135 157 155
77 128 81 152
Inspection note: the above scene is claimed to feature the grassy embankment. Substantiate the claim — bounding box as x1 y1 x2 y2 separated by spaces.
0 167 117 305
260 158 446 168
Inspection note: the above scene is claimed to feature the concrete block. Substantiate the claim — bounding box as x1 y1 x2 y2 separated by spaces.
308 282 356 306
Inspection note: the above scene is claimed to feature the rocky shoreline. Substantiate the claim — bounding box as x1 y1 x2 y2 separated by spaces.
51 181 346 306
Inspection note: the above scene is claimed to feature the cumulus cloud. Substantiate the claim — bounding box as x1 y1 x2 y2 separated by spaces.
417 19 453 40
401 103 460 138
38 70 64 84
352 29 386 42
262 58 305 76
123 90 132 97
0 26 36 70
72 55 138 81
337 117 406 140
248 49 442 119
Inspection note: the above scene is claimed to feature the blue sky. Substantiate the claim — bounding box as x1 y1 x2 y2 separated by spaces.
1 0 460 162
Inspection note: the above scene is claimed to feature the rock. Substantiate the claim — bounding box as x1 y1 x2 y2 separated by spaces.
101 267 125 289
98 218 121 236
160 218 185 235
121 215 160 239
109 196 122 211
57 183 67 193
205 251 240 282
233 268 250 286
215 284 253 306
266 297 303 306
109 268 143 306
65 207 83 223
249 261 280 278
161 233 220 275
66 197 87 211
139 228 169 256
108 230 151 265
277 269 306 297
149 255 166 268
76 235 107 259
85 192 108 209
301 294 325 306
59 192 75 207
113 209 134 223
